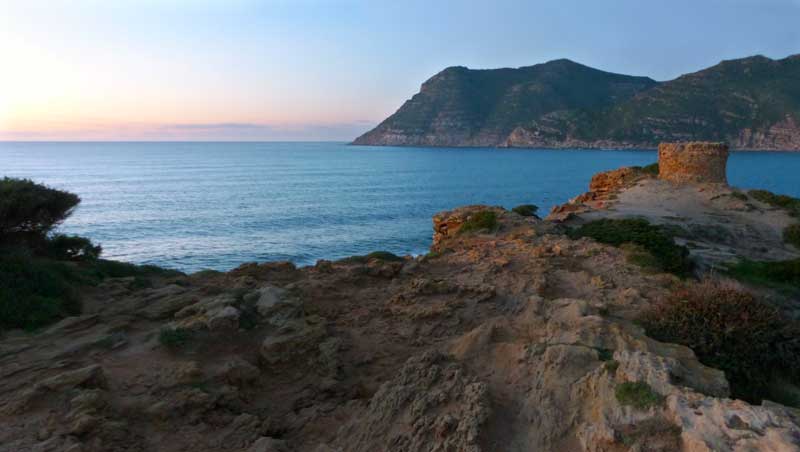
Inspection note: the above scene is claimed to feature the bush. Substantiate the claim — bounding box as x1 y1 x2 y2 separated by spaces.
641 162 659 176
0 252 82 331
459 210 498 234
339 250 405 264
784 224 800 249
159 328 192 348
615 381 663 409
45 234 102 261
749 190 800 217
639 281 800 404
568 218 693 276
0 178 80 244
730 191 748 201
511 204 539 217
726 258 800 290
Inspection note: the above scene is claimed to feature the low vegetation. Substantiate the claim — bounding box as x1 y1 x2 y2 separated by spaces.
748 189 800 217
0 178 179 331
639 281 800 405
158 327 192 349
459 210 498 234
726 258 800 290
730 190 748 201
340 250 405 264
641 162 659 176
511 204 538 217
615 381 663 409
784 224 800 249
44 234 102 261
568 218 693 276
0 177 80 246
0 251 83 331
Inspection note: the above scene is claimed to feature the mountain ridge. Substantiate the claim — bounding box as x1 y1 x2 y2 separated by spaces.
353 54 800 150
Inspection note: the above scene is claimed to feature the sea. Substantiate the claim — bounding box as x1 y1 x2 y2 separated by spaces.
1 142 799 273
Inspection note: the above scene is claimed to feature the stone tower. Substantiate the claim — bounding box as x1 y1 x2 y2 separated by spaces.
658 142 729 184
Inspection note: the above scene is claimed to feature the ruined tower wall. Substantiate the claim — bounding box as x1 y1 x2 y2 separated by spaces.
658 142 729 184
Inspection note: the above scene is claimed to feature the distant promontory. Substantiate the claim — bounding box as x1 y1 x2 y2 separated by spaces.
353 54 800 150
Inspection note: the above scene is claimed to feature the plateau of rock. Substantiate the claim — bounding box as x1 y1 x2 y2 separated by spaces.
2 142 800 451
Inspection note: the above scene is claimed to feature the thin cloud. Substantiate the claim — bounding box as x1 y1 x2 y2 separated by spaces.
1 121 377 141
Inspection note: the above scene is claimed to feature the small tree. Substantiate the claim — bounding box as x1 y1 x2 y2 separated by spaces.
0 178 80 244
46 234 102 261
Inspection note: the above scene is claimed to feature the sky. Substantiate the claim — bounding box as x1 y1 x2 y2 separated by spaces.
1 0 799 141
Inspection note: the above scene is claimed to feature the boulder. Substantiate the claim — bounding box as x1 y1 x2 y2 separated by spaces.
206 306 240 331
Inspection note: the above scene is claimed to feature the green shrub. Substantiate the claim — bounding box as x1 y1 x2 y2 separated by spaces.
749 190 800 217
604 360 620 373
726 258 800 290
641 162 659 176
639 281 800 404
615 381 663 409
0 252 82 331
596 348 614 361
0 178 80 244
339 250 405 264
568 218 693 276
459 210 498 234
159 328 192 348
511 204 539 217
784 224 800 249
84 259 181 280
45 234 102 261
730 191 748 201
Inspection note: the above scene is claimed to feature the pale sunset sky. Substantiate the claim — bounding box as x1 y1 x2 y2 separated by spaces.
1 0 799 141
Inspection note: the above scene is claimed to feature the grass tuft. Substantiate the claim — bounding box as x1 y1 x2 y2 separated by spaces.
339 250 405 264
641 162 659 176
615 381 663 409
459 210 498 234
159 328 192 349
784 224 800 249
726 258 800 290
511 204 538 217
749 190 800 217
568 218 693 276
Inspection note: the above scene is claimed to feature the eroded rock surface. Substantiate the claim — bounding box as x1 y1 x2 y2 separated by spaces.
2 184 799 451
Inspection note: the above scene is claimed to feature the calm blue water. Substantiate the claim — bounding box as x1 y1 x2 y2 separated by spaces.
1 142 799 272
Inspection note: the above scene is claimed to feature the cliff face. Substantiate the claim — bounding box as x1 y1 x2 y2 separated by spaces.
355 55 800 150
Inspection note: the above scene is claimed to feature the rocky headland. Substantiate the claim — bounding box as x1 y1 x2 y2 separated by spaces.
353 55 800 150
2 143 800 451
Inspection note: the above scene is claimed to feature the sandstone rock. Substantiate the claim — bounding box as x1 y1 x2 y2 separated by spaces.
335 352 490 452
38 364 107 392
217 358 260 386
254 286 288 315
260 318 327 365
432 205 504 252
138 284 194 319
247 437 289 452
174 361 203 384
69 413 99 436
206 305 240 331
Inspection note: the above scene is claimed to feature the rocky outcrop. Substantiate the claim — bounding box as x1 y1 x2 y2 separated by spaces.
355 54 800 150
549 166 656 221
2 169 800 451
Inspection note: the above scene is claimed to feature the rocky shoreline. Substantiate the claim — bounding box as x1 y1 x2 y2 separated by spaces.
2 143 800 451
